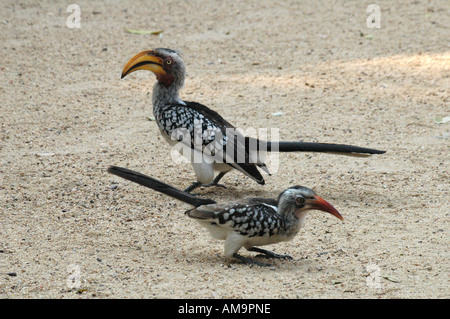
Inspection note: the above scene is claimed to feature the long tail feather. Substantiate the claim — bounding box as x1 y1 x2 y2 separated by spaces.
107 166 216 207
264 141 386 157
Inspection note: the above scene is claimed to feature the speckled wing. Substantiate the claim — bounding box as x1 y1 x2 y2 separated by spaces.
155 102 229 148
155 101 265 183
186 198 285 238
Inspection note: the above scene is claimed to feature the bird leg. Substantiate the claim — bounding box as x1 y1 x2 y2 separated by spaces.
184 172 228 193
184 181 202 193
232 253 273 267
202 172 227 189
248 247 293 260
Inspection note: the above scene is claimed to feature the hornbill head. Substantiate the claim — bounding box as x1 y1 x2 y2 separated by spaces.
121 48 185 87
278 186 344 221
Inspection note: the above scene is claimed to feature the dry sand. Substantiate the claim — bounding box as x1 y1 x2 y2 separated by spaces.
0 0 449 298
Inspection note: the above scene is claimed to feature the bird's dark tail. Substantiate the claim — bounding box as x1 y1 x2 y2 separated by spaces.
107 166 216 207
263 141 386 157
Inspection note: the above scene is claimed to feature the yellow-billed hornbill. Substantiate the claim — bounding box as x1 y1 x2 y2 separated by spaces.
108 165 343 266
121 48 385 193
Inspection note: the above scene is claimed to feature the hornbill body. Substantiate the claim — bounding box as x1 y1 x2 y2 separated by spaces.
108 165 343 266
121 48 385 192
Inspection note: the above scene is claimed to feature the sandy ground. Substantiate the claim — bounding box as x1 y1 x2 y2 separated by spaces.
0 0 449 299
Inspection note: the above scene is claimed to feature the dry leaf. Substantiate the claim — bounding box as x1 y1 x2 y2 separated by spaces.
434 116 450 124
382 276 401 283
126 29 164 35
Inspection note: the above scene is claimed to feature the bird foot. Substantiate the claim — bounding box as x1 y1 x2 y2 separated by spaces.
256 253 293 260
185 172 228 193
232 253 273 267
202 182 227 189
184 181 227 193
184 182 201 193
248 247 293 260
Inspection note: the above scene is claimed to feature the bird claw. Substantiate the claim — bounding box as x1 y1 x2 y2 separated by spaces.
256 253 293 260
250 260 273 267
184 181 227 193
232 253 273 267
184 182 202 193
203 182 227 189
248 247 293 260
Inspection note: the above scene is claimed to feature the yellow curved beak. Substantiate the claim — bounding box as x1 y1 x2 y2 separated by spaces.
121 50 166 79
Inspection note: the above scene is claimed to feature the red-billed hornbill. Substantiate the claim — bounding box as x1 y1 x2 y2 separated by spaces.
108 165 343 266
121 48 385 193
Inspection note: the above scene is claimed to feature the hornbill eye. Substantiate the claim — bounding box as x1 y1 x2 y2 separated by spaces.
295 195 305 204
165 59 172 65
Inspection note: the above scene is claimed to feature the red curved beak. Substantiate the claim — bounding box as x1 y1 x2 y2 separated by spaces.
311 195 344 221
